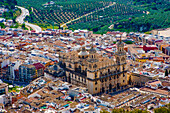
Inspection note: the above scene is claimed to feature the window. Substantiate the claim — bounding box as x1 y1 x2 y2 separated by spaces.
69 64 72 68
93 64 97 68
95 73 97 78
95 81 97 85
95 87 97 91
108 69 110 73
0 88 5 95
123 73 125 77
100 72 102 76
123 80 125 83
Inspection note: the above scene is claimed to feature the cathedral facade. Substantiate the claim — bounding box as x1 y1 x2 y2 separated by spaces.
59 40 128 94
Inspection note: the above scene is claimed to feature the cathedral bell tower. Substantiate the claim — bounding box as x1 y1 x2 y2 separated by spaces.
115 37 126 64
115 36 127 87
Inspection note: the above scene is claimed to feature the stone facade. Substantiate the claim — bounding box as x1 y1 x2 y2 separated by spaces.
59 40 128 94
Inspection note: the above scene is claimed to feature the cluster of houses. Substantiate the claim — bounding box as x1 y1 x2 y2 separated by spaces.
0 76 168 112
0 26 169 112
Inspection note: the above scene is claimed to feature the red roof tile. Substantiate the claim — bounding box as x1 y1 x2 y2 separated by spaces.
33 63 45 70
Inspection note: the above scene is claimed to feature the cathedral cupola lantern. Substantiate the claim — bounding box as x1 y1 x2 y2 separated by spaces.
78 46 89 59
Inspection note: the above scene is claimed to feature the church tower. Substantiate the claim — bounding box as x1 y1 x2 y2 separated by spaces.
115 37 127 89
86 44 100 94
115 37 126 64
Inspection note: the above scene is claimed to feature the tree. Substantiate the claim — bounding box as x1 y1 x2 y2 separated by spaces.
154 107 170 113
165 69 168 76
130 109 148 113
125 41 133 44
112 108 126 113
100 110 110 113
0 23 5 28
21 24 26 29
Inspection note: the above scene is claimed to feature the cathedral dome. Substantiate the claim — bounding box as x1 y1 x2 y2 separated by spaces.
78 47 89 56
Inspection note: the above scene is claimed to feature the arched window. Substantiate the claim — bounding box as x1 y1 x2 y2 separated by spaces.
108 69 110 73
93 64 97 68
116 57 120 64
89 64 92 69
95 81 97 85
100 72 102 76
95 73 97 78
123 66 125 71
78 66 81 72
69 64 72 68
121 57 125 62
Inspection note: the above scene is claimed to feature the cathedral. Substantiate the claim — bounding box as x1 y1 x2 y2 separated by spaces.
59 39 127 94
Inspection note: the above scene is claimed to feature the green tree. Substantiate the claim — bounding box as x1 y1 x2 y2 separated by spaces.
0 23 5 28
125 41 133 44
154 107 170 113
130 109 148 113
21 23 26 29
112 108 126 113
100 110 110 113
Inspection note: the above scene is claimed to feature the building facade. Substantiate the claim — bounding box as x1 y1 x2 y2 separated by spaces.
59 40 128 94
19 64 36 82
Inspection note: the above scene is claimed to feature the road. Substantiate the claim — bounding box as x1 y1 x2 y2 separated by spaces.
16 6 42 33
61 2 116 27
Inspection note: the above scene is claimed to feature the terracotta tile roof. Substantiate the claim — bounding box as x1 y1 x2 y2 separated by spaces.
33 63 45 70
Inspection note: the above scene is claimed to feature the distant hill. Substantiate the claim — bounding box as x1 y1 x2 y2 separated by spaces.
16 0 170 33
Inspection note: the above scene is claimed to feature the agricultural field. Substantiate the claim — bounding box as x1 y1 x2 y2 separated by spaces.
18 0 118 27
16 0 170 33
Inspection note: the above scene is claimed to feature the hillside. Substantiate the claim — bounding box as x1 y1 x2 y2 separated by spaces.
0 0 21 28
0 0 18 20
16 0 170 33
